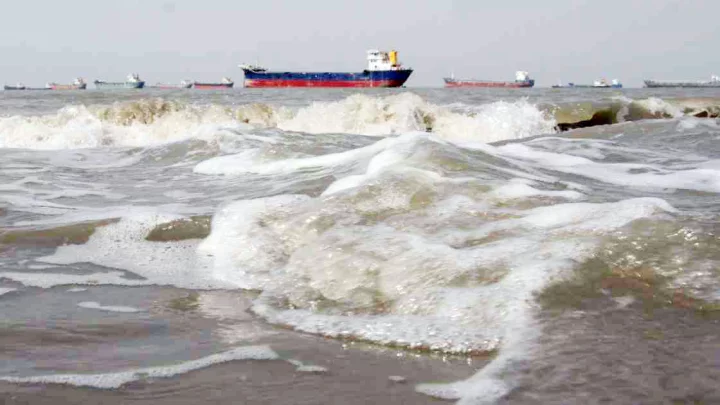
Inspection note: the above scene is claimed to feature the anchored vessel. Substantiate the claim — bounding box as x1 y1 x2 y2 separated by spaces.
192 77 234 89
48 78 87 90
443 71 535 88
4 83 28 90
4 78 87 91
147 80 193 89
552 79 622 89
644 75 720 88
239 50 413 88
94 74 145 89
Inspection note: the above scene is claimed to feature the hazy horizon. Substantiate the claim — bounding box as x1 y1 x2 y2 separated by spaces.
2 0 719 87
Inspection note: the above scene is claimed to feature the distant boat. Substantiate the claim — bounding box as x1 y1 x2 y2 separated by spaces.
443 71 535 88
553 79 622 89
147 80 193 89
192 77 234 89
48 78 87 90
3 82 52 91
94 73 145 89
644 75 720 88
4 83 28 90
239 50 413 88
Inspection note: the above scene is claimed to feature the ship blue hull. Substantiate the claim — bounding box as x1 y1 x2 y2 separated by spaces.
241 69 412 88
94 81 145 89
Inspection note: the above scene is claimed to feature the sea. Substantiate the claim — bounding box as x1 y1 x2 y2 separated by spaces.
0 88 719 405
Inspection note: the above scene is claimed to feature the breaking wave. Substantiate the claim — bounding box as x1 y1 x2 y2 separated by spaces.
550 96 720 126
0 94 557 149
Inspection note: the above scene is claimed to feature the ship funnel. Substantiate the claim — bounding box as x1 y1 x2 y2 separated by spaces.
389 50 398 66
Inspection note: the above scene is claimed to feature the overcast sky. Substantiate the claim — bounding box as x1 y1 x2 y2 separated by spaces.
2 0 719 87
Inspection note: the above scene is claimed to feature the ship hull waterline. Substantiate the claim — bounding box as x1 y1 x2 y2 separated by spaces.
444 79 535 88
242 70 413 88
94 81 146 89
192 83 234 90
644 80 720 88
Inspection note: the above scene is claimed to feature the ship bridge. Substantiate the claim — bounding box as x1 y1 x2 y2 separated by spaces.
366 49 405 71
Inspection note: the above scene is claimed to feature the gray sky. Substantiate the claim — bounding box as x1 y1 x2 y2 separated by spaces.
2 0 719 87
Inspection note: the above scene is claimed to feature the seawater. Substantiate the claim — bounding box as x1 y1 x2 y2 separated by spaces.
1 88 719 404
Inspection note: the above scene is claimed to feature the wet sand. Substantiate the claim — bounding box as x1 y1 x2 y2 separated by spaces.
1 335 481 405
0 287 482 404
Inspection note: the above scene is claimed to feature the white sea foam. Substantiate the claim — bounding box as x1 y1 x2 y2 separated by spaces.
488 179 585 201
0 346 279 389
35 212 228 289
193 135 405 176
191 131 677 402
497 143 720 193
77 301 143 313
0 271 143 289
287 359 328 373
0 288 17 296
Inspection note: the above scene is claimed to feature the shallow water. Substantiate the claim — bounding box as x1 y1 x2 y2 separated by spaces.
1 87 719 404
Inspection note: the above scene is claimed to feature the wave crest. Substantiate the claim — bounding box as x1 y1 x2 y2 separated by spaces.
0 94 557 149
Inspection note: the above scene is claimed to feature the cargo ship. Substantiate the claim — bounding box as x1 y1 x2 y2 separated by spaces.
4 83 28 90
147 80 193 89
4 83 51 91
94 74 145 89
192 77 234 89
4 78 87 91
552 79 622 88
239 50 412 88
443 71 535 88
644 75 720 88
48 78 87 90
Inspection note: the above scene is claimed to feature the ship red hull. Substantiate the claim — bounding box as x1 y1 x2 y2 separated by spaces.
444 81 533 88
244 79 405 88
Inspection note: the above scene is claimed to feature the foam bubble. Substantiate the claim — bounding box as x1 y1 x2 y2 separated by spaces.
0 271 143 289
0 346 279 389
77 301 143 313
488 179 585 201
287 359 328 373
